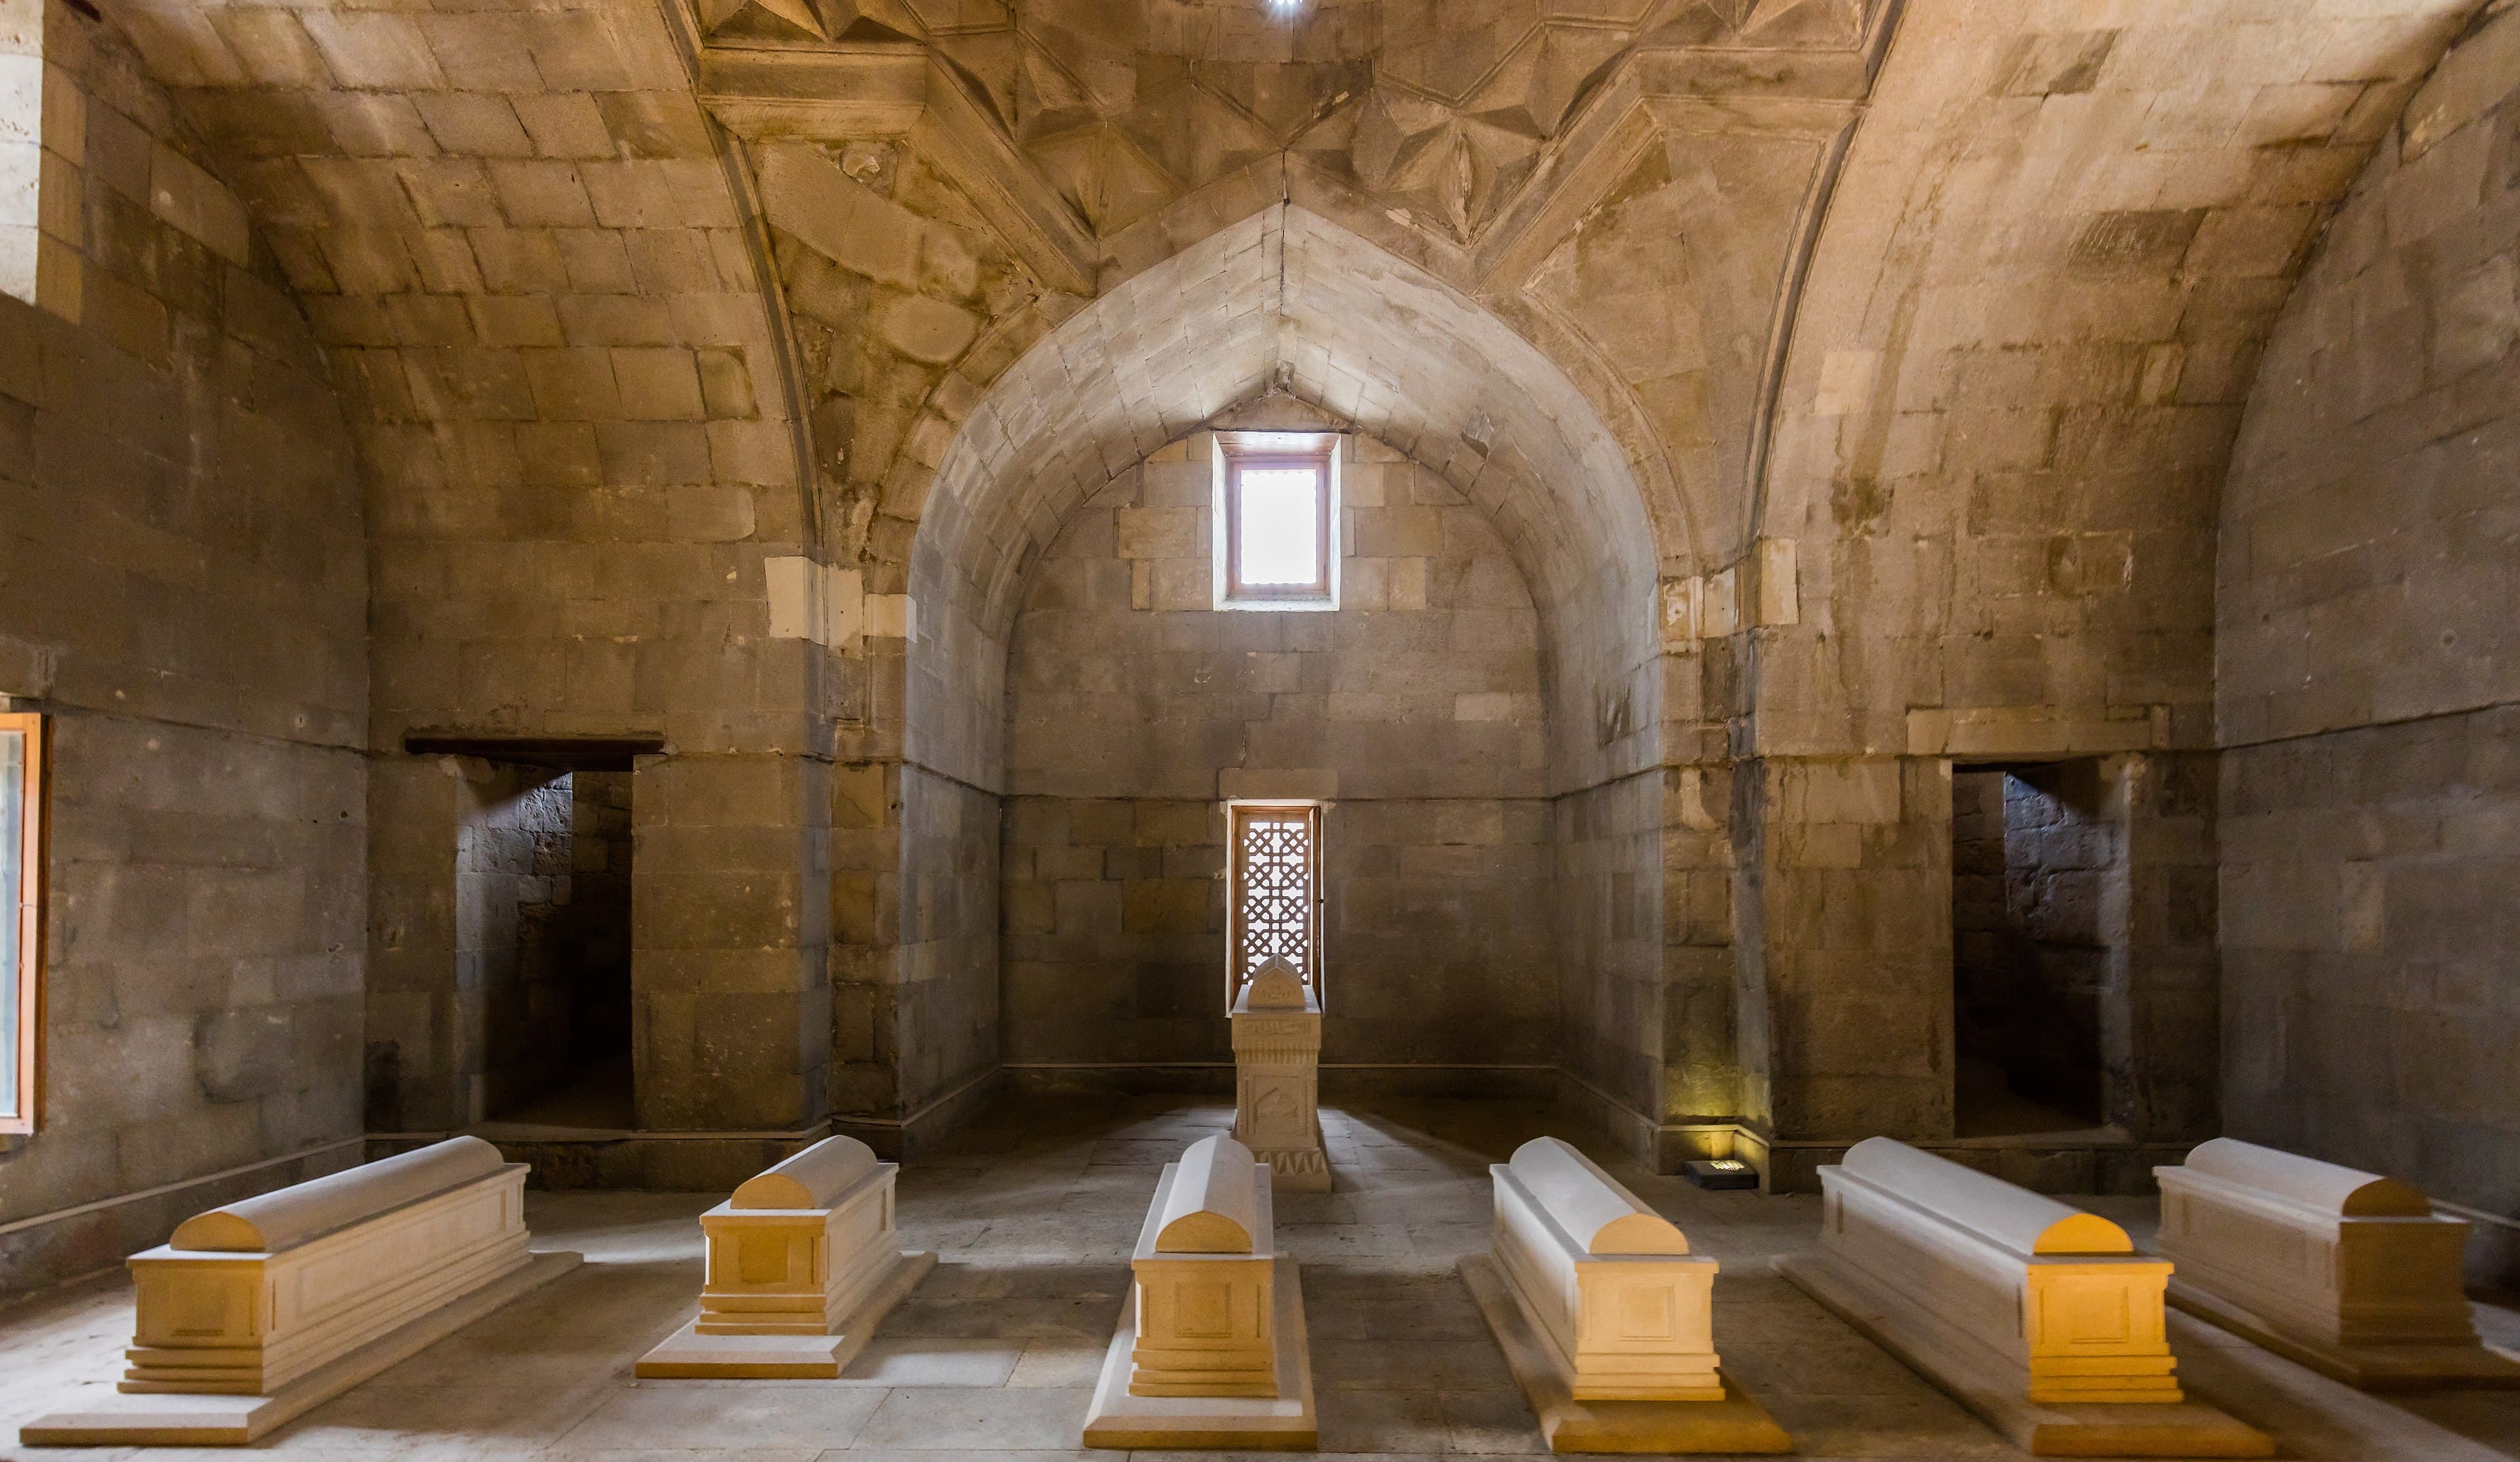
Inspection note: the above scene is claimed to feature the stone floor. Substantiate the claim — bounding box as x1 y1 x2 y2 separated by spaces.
3 1094 2517 1460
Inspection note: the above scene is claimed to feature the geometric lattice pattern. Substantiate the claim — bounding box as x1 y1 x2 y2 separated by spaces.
1233 807 1316 985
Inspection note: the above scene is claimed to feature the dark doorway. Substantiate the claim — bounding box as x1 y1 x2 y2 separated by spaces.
541 768 634 1128
1952 762 2111 1137
424 736 649 1133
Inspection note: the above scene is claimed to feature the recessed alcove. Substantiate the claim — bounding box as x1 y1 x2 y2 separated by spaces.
1951 764 2112 1139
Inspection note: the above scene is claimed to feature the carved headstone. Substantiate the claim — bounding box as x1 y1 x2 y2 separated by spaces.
1231 956 1329 1191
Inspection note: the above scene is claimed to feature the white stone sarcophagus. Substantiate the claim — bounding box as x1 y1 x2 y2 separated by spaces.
123 1136 532 1396
1824 1136 2182 1404
1231 957 1329 1191
1082 1133 1316 1448
636 1134 935 1377
23 1136 581 1446
1492 1136 1719 1400
1132 1132 1279 1396
1778 1137 2271 1457
1461 1136 1791 1453
2154 1138 2520 1389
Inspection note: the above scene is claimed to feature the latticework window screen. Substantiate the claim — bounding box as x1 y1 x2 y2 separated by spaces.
1229 803 1320 1003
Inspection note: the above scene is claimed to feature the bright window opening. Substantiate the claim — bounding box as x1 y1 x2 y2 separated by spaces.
1236 468 1321 585
1214 433 1339 609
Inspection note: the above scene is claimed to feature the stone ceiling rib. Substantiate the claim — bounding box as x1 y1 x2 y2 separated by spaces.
902 201 1667 787
914 203 1656 646
1750 0 2494 758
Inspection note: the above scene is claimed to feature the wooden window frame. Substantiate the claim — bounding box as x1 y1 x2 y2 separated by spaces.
1214 433 1340 610
1225 799 1323 1009
0 711 44 1135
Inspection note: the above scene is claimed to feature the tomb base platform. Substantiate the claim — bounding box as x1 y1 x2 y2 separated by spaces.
1259 1146 1332 1192
1081 1256 1314 1450
1459 1254 1790 1454
634 1249 935 1378
2166 1277 2520 1392
1780 1251 2273 1457
20 1249 581 1447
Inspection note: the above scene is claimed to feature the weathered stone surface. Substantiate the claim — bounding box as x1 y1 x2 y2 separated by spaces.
993 418 1553 1086
0 2 366 1300
0 0 2508 1299
2217 0 2520 1288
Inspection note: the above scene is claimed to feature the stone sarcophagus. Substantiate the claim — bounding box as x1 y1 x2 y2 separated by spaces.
701 1136 903 1335
1461 1136 1792 1453
1491 1136 1720 1400
22 1137 582 1446
1819 1137 2182 1404
638 1134 935 1377
1231 958 1329 1191
2154 1138 2520 1388
1779 1137 2271 1458
1130 1133 1279 1397
123 1136 533 1397
1082 1132 1316 1448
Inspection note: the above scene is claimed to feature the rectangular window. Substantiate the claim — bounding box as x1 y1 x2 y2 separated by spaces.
0 712 43 1134
1226 800 1322 1008
1214 433 1339 609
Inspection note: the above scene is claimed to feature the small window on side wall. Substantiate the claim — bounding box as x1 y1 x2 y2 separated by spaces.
0 712 43 1135
1214 432 1338 610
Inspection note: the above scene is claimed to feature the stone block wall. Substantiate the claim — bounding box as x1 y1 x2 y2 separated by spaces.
1001 795 1229 1069
0 1 366 1297
2109 751 2220 1143
998 419 1555 1083
890 765 998 1135
632 751 827 1133
2221 0 2520 1281
1551 772 1664 1144
827 757 1000 1154
1000 793 1556 1077
1733 756 1955 1165
1323 797 1553 1071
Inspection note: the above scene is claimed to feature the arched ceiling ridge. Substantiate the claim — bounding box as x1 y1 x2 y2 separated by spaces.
692 0 1901 584
910 201 1664 660
1750 0 2492 757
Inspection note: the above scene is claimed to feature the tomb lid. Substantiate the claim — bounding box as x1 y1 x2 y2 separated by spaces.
2177 1138 2431 1218
1154 1134 1262 1253
732 1135 881 1209
169 1136 508 1254
1840 1137 2132 1256
1236 957 1310 1011
1507 1136 1690 1255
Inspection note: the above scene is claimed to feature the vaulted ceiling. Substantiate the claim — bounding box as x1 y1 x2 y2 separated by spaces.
87 0 2502 766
